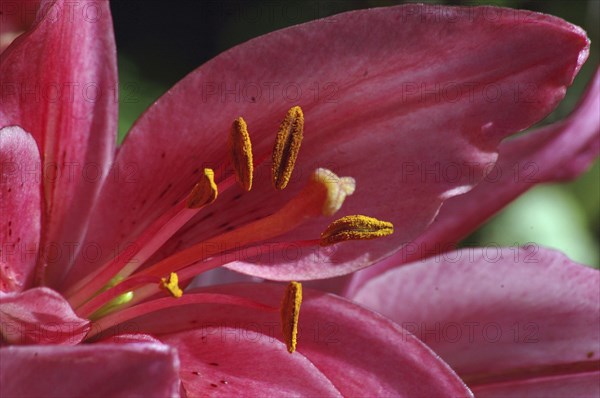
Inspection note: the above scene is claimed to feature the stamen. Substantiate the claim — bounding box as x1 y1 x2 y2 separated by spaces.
113 241 318 311
67 170 225 308
272 106 304 190
187 168 218 208
320 215 394 246
229 117 254 191
160 272 183 298
86 293 276 341
139 168 353 278
280 281 302 353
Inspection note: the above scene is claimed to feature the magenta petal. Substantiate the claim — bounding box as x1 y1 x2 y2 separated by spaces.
162 328 344 397
0 0 40 53
351 247 600 393
0 126 41 292
472 372 600 398
0 0 118 287
101 333 164 345
109 283 471 396
75 5 589 283
0 287 89 344
0 343 180 397
344 68 600 293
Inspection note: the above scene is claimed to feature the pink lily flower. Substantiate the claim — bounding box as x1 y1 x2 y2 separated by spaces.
0 0 592 396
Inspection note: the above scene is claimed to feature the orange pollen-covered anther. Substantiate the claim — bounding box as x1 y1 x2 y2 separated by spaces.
280 281 302 353
320 215 394 246
272 106 304 190
187 168 218 208
229 117 254 191
160 272 183 298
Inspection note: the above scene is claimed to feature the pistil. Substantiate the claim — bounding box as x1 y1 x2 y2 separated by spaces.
137 167 355 279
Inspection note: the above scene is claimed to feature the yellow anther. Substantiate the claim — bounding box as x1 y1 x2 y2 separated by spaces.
280 281 302 353
311 168 356 216
272 106 304 190
320 215 394 246
187 168 218 208
160 272 183 298
229 117 254 191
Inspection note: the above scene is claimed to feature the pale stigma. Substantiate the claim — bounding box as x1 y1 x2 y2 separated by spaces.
320 215 394 246
272 106 304 190
187 168 218 208
311 168 356 216
229 117 254 191
280 281 302 353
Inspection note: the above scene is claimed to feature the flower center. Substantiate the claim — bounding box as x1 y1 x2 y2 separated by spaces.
64 106 393 342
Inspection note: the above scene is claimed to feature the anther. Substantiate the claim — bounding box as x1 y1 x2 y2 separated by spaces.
187 168 218 208
160 272 183 298
320 215 394 246
272 106 304 190
280 281 302 353
229 117 253 191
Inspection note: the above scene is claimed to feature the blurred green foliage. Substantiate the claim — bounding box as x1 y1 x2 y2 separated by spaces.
111 0 599 267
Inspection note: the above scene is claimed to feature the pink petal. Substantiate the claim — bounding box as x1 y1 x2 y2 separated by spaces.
0 287 89 344
351 247 600 394
0 0 40 53
0 343 181 397
101 283 472 396
344 68 600 293
0 126 41 292
162 328 344 397
471 372 600 398
100 333 163 345
72 5 589 283
0 0 118 287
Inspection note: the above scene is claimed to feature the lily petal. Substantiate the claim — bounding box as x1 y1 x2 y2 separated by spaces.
471 372 600 398
75 5 589 283
98 283 472 397
0 287 89 345
0 343 181 398
351 247 600 395
0 126 41 292
344 68 600 294
0 0 40 53
163 328 344 397
0 0 118 287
